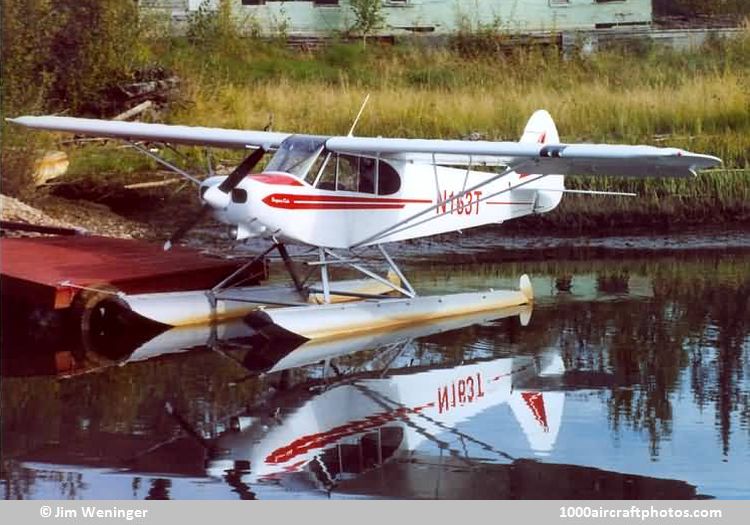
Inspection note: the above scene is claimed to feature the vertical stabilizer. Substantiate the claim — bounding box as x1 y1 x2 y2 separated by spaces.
509 390 565 457
516 110 564 212
519 110 560 145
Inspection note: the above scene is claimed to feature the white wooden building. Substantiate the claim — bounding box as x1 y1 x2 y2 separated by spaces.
140 0 653 36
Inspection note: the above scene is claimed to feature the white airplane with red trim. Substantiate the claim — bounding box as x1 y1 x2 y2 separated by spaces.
8 109 721 304
8 109 721 248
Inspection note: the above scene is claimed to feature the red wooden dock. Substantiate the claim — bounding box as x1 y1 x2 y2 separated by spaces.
1 235 267 309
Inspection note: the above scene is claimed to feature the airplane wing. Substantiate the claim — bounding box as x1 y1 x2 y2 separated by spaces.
6 115 291 150
9 115 722 177
326 136 722 178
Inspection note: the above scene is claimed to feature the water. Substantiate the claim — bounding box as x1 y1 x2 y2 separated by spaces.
2 248 749 500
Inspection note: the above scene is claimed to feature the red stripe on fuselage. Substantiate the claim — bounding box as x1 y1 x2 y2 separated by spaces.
262 193 431 210
265 402 434 465
269 202 406 210
271 194 431 204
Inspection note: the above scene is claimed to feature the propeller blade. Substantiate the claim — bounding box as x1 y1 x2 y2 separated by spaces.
166 147 267 250
218 147 266 194
164 402 213 451
163 205 210 251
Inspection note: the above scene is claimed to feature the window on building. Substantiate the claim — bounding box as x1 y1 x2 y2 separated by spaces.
241 0 265 6
313 0 339 5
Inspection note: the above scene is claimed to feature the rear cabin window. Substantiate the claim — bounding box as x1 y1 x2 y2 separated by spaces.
314 154 400 195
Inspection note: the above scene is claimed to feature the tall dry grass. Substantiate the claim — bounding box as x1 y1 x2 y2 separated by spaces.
173 74 749 163
60 23 750 228
165 28 749 164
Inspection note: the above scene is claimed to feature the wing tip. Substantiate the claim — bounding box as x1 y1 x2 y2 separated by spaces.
692 152 723 170
6 115 40 126
674 150 722 172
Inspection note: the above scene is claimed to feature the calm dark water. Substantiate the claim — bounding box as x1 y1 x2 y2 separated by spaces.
2 250 749 500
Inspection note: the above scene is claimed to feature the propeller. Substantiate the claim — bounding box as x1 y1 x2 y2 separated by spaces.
202 146 267 209
163 206 211 251
163 147 267 251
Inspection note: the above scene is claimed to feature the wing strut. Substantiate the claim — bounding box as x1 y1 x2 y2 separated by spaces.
129 141 201 185
377 244 416 297
363 174 548 246
324 249 415 298
351 163 526 248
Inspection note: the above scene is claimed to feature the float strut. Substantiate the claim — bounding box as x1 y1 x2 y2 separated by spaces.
318 248 331 304
276 242 306 295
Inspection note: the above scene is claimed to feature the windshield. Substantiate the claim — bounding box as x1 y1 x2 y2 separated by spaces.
265 135 327 179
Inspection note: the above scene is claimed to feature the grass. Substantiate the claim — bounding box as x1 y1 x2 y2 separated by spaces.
10 25 750 230
540 168 750 230
160 35 750 160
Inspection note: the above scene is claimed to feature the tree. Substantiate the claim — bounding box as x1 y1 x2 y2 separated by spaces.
1 0 143 116
349 0 385 46
187 0 243 48
1 0 144 197
1 0 60 116
48 1 143 114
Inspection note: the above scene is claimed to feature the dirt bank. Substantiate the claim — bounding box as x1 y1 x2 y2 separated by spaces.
1 193 151 239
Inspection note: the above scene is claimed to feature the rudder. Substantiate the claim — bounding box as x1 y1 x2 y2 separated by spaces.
519 109 560 145
517 110 564 213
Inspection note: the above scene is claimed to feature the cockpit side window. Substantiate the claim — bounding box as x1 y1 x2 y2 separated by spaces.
337 155 360 192
314 153 337 190
312 154 401 195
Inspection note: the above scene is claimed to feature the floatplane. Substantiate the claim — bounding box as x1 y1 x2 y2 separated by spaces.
8 106 721 338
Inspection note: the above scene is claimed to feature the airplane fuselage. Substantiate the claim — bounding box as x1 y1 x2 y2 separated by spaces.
204 162 564 249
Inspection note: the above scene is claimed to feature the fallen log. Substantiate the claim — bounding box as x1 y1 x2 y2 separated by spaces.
124 178 182 189
113 100 154 121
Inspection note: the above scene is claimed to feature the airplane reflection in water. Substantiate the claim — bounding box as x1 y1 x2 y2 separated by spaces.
5 304 703 499
208 330 563 480
1 298 532 379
